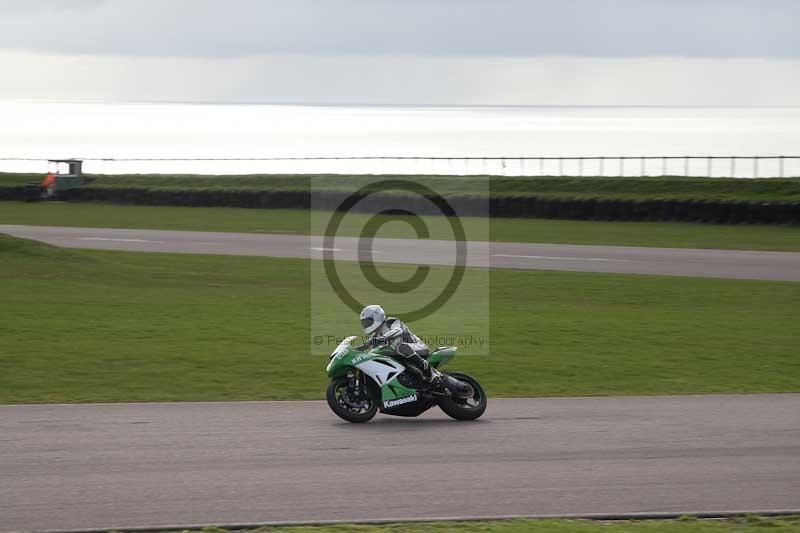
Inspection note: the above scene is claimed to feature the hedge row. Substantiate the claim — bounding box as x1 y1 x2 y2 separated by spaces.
490 196 800 225
2 186 799 225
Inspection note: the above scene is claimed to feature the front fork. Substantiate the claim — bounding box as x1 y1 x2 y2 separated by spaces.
346 369 366 401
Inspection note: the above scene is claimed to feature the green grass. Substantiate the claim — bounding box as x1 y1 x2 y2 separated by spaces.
2 235 798 404
3 172 800 201
2 201 800 251
0 173 42 186
130 515 800 532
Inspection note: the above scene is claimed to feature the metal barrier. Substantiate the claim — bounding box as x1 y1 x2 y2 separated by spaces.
1 156 799 178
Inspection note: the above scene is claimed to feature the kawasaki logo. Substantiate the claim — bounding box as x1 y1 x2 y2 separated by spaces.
383 394 417 408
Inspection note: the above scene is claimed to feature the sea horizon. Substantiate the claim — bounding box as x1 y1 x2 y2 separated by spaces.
2 101 799 177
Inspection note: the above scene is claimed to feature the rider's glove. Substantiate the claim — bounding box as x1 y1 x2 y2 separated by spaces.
368 336 385 348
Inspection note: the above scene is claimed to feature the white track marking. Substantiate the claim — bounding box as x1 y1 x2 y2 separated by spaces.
311 247 384 254
492 254 631 263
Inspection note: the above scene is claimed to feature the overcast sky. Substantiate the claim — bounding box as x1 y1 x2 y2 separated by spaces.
1 0 799 105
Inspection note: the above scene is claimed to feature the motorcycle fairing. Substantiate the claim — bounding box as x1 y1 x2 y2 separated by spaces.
428 346 457 368
326 339 417 402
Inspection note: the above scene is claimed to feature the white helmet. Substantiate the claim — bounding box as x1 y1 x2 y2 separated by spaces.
360 304 386 334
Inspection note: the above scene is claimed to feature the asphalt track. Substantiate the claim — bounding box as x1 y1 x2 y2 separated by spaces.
3 224 800 281
1 395 799 532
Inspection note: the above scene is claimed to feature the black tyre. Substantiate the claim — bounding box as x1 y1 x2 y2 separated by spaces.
438 372 487 421
326 377 378 423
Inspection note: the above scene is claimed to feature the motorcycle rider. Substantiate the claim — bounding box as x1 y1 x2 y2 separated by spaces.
359 304 438 384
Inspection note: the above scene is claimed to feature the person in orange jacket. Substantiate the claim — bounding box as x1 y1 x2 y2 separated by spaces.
42 172 57 195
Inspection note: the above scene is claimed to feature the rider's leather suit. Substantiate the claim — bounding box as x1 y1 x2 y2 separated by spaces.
370 317 432 379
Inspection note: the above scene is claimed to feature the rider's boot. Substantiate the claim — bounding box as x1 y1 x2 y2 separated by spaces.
408 353 470 397
412 355 442 387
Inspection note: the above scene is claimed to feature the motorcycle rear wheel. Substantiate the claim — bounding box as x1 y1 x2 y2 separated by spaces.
326 377 378 423
438 372 487 421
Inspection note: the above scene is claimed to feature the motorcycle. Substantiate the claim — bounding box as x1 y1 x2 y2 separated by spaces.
325 336 487 423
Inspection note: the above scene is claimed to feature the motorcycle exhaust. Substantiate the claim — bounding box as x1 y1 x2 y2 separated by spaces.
442 374 474 399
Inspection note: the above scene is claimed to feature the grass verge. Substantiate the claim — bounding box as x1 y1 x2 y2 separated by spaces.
2 201 800 251
1 235 798 404
4 173 800 202
122 515 800 532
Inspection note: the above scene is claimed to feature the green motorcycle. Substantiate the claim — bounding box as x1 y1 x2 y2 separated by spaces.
325 335 487 423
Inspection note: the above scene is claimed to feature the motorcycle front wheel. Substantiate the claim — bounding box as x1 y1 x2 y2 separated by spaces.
438 372 487 421
326 377 378 423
